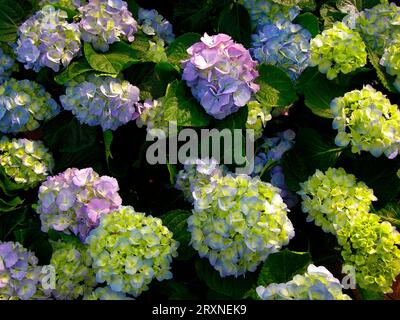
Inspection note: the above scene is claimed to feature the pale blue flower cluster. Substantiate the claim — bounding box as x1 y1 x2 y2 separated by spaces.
239 0 300 29
78 0 138 52
256 264 351 300
60 74 141 131
189 174 294 277
0 241 48 300
138 8 175 44
0 78 60 134
251 21 311 80
0 48 16 84
14 5 81 72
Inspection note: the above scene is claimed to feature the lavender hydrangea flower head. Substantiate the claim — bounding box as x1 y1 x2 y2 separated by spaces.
251 21 312 80
239 0 300 29
79 0 138 52
15 5 81 72
60 74 141 131
0 241 48 300
0 47 17 84
36 167 122 241
138 8 175 44
0 79 60 134
182 33 260 119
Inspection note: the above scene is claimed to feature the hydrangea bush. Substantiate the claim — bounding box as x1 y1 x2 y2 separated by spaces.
1 0 400 302
86 206 179 297
15 5 81 72
0 137 54 188
36 167 122 241
0 79 60 133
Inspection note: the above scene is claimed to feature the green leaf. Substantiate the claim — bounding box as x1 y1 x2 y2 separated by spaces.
126 0 139 18
320 4 347 28
103 130 113 163
195 258 258 299
54 60 93 85
359 287 384 300
160 210 196 261
258 249 312 285
296 67 347 119
217 3 252 48
0 168 25 196
166 160 177 186
255 64 297 109
167 33 201 68
0 196 24 212
0 1 32 42
163 80 212 127
294 12 320 37
366 46 397 93
84 42 140 75
154 61 180 83
373 202 400 229
43 113 98 153
281 128 342 192
214 105 248 131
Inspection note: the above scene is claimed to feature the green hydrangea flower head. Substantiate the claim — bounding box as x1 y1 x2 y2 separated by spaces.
309 22 367 80
86 206 179 297
189 174 295 277
331 85 400 159
83 286 133 300
0 136 54 188
298 167 377 235
380 39 400 93
257 264 351 300
337 212 400 294
50 240 96 300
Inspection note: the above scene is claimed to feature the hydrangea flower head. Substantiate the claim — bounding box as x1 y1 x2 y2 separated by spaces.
182 33 259 119
298 167 377 235
189 174 294 277
256 264 351 300
251 21 311 80
86 206 179 297
50 241 96 299
239 0 300 28
0 137 54 188
337 212 400 294
15 5 81 72
331 85 400 159
345 2 400 56
138 8 175 44
309 22 367 80
0 241 48 300
175 158 225 202
79 0 138 52
60 74 141 131
0 79 60 134
37 167 122 241
0 47 17 84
